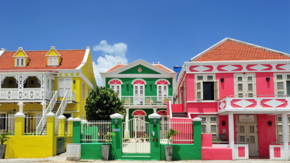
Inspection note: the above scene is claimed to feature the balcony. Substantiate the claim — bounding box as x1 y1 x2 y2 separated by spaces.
121 96 172 107
0 88 53 101
217 95 290 113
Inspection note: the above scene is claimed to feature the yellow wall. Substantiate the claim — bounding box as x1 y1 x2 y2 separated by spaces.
81 51 97 87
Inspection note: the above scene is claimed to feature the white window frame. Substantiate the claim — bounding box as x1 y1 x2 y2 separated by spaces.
133 115 146 131
198 115 219 139
157 85 168 101
195 74 218 101
110 84 121 99
133 84 145 105
82 83 85 99
48 57 58 66
234 73 256 98
276 115 290 143
16 58 25 67
58 78 72 97
274 73 290 97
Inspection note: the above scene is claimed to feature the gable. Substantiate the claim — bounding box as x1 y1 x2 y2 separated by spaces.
13 49 28 57
119 64 161 74
191 38 290 62
46 47 61 56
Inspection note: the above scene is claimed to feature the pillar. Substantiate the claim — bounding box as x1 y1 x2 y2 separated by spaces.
46 112 56 156
192 117 202 159
58 115 66 136
282 113 289 160
125 108 129 137
41 102 47 116
148 113 161 160
14 112 25 136
228 113 235 160
110 113 123 160
73 118 82 143
67 117 73 136
153 108 157 113
17 101 25 114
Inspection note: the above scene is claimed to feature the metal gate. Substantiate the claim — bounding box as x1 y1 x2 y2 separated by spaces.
122 118 150 153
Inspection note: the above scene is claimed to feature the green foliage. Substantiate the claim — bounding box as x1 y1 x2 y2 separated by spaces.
164 128 179 145
0 132 12 145
104 132 115 144
85 86 126 120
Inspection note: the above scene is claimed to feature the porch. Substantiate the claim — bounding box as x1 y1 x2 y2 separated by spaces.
121 96 172 106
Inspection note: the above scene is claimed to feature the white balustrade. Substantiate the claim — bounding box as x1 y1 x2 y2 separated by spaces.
0 88 52 100
121 96 172 106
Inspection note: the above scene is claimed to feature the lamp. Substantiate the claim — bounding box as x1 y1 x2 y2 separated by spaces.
73 80 76 84
153 119 157 127
268 120 272 126
150 83 152 86
220 77 224 83
13 109 16 114
266 76 270 82
115 119 118 127
126 83 129 86
222 120 226 126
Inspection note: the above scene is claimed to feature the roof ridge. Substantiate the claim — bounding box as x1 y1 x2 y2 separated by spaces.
6 49 86 52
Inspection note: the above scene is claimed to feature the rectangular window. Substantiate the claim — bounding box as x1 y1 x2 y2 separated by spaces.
58 78 72 97
48 57 58 66
276 115 290 143
199 115 219 139
16 58 25 67
195 74 218 101
234 74 256 98
82 83 85 99
275 73 290 97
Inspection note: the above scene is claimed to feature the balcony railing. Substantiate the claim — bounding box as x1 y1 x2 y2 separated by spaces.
0 88 53 101
67 91 76 102
121 96 172 106
217 95 290 111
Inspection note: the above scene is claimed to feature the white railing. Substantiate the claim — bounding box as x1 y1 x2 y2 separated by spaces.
218 95 290 111
55 91 68 133
160 119 193 144
81 120 112 143
121 96 172 106
36 91 58 134
0 116 15 135
67 91 76 102
0 88 53 100
24 116 43 135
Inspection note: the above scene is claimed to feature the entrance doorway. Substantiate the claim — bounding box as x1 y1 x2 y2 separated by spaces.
236 115 259 156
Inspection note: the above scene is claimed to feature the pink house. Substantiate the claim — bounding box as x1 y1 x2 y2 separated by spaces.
170 38 290 160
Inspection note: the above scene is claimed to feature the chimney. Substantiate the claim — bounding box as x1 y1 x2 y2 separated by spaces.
0 48 6 58
153 62 155 64
158 61 160 64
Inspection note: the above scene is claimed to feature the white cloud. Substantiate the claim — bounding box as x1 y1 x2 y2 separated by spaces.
93 40 128 86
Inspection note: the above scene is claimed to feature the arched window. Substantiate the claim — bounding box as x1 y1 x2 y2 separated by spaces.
108 79 123 98
132 110 146 131
132 79 146 105
155 79 170 102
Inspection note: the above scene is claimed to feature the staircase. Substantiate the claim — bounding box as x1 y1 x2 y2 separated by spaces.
121 153 151 160
172 112 187 118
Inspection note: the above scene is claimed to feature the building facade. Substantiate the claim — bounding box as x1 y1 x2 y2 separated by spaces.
0 46 96 134
172 38 290 159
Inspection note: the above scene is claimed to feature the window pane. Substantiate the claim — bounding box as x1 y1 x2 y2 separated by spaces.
240 136 245 142
197 92 201 99
238 93 243 98
277 75 283 80
278 91 284 97
207 76 213 80
248 76 252 82
248 84 253 91
248 93 253 97
197 76 203 81
238 84 243 91
197 83 201 90
210 125 216 132
277 82 284 89
16 59 19 66
287 75 290 80
250 136 255 143
278 125 282 133
240 126 244 133
238 77 243 82
21 58 24 66
249 126 254 133
279 135 283 142
201 117 206 121
201 125 206 133
277 117 282 122
210 117 216 122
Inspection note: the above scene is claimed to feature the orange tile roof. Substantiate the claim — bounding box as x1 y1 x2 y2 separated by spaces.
107 64 126 72
106 63 174 73
192 38 290 61
154 64 174 73
0 49 86 70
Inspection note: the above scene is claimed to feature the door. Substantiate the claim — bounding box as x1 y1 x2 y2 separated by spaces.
157 85 168 102
236 115 259 156
134 85 144 105
234 74 256 98
160 115 169 143
58 78 72 97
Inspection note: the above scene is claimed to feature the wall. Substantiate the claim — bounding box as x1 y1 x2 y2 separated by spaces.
257 114 276 157
160 144 201 160
171 104 183 112
81 51 97 87
81 143 112 160
219 115 229 141
256 72 274 95
187 102 218 113
186 74 195 101
216 73 234 99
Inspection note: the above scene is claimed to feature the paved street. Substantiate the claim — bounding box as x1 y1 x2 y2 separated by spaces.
0 153 289 163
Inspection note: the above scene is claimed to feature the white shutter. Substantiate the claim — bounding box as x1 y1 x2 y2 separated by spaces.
58 79 64 97
54 57 58 65
82 83 85 99
65 79 72 95
214 81 219 101
16 58 19 66
196 81 203 101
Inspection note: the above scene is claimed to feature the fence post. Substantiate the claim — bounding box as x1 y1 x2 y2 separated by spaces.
58 115 66 136
14 112 25 136
67 117 73 136
110 113 123 160
46 112 56 156
192 117 202 159
73 118 82 143
149 113 161 161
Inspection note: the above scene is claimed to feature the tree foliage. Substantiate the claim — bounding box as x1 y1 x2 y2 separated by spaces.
85 86 126 120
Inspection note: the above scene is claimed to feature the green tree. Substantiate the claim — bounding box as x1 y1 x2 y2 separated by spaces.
85 86 126 120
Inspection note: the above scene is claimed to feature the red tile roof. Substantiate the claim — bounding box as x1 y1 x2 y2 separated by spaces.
106 64 174 73
107 64 126 72
0 50 86 70
154 64 174 73
192 38 290 61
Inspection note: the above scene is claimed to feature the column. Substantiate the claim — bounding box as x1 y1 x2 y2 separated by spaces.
17 101 25 114
192 117 202 159
148 113 161 161
73 118 82 143
153 108 157 113
58 115 66 136
110 113 123 160
282 113 289 160
41 102 47 116
67 117 73 136
228 113 235 160
14 112 25 136
125 108 129 137
46 112 56 156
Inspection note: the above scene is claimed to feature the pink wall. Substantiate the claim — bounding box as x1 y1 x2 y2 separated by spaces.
187 102 218 113
216 73 235 99
171 104 184 112
257 114 276 157
186 74 195 101
255 72 274 95
219 115 229 141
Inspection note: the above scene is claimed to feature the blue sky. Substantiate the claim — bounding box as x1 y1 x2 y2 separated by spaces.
0 1 289 85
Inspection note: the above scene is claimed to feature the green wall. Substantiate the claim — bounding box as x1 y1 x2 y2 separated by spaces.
128 109 167 122
160 144 201 160
106 78 173 96
81 143 113 160
119 64 160 74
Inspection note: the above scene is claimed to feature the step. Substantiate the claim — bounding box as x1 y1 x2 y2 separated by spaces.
172 112 187 118
121 153 151 160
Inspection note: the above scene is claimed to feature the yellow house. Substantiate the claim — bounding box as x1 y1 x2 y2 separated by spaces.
0 46 96 135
